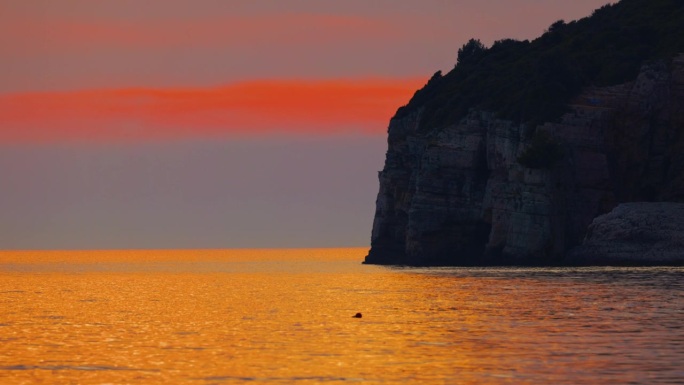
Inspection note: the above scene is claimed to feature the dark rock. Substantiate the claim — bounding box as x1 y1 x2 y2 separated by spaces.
568 203 684 265
365 55 684 266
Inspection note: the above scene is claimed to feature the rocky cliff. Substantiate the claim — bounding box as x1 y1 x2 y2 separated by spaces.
365 54 684 265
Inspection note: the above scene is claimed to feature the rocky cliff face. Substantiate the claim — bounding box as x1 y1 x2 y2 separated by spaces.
365 54 684 265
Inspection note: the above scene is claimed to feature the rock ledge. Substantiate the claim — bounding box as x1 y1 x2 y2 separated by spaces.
568 203 684 265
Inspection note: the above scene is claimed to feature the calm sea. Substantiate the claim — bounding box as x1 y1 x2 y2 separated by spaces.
0 248 682 384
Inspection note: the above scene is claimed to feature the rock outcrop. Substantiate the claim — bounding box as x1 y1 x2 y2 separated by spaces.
568 203 684 264
365 55 684 266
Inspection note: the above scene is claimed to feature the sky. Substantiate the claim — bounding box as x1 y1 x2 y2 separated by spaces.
0 0 611 249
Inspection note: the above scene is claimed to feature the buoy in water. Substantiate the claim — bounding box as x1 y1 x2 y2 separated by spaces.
353 312 362 318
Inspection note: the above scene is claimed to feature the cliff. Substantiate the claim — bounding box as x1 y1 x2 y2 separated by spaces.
365 50 684 265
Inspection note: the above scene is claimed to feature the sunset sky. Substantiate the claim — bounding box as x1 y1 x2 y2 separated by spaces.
1 0 611 249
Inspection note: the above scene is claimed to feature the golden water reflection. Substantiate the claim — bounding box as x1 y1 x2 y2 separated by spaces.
0 249 682 384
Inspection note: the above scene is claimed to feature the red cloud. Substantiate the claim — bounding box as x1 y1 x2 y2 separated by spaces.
0 78 424 142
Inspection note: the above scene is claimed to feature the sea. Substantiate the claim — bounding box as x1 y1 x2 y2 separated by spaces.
0 248 682 385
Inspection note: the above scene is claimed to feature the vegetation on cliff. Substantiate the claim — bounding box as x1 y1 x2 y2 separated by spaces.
396 0 684 129
516 130 565 169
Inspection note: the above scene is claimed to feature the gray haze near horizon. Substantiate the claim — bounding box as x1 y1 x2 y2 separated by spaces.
0 136 385 249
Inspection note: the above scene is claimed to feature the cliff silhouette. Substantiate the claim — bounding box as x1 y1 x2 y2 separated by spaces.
365 0 684 266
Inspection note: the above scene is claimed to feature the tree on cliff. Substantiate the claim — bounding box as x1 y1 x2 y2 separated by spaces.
456 39 486 66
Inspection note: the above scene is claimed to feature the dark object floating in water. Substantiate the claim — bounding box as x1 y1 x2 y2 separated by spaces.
353 313 362 318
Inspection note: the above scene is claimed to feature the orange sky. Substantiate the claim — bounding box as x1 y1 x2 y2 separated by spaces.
0 1 611 143
1 1 612 93
0 78 425 142
0 1 614 249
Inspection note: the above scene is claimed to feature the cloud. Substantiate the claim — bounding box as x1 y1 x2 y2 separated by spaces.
0 14 396 55
0 78 425 142
0 1 612 92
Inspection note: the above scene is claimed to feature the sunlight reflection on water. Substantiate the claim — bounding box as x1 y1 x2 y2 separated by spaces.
0 248 682 384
